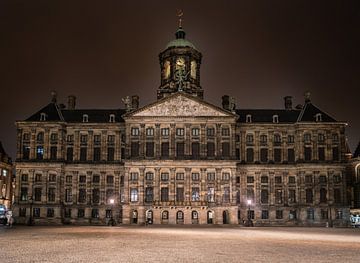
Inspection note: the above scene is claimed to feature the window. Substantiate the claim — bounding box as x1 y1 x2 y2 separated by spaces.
306 189 313 203
48 188 55 202
288 189 296 203
222 173 230 181
145 172 154 181
318 133 325 143
35 174 42 182
82 114 88 122
19 208 26 217
65 189 72 202
176 188 184 202
305 175 313 184
109 114 115 123
78 209 85 218
161 188 169 202
130 173 139 181
161 128 169 136
192 128 200 136
80 134 88 144
78 189 86 203
260 135 267 144
333 174 342 183
332 133 339 143
40 113 47 121
161 142 169 157
304 147 312 161
162 210 169 220
131 127 139 136
93 135 101 144
131 142 139 157
130 188 138 202
146 127 154 136
318 147 325 161
108 135 115 144
176 142 185 157
190 173 199 181
146 142 154 157
222 128 230 136
37 132 44 142
80 147 87 161
66 175 72 183
288 135 295 143
161 173 169 181
36 146 44 160
91 209 99 218
192 142 200 158
261 176 268 184
207 173 215 181
222 142 230 157
261 210 269 219
176 128 184 136
274 148 282 163
288 148 295 162
207 128 215 136
106 189 114 202
246 134 254 144
319 209 327 220
192 210 198 220
246 114 252 123
67 135 74 143
50 133 58 142
289 210 297 220
107 147 114 161
64 208 71 218
106 175 114 184
247 176 254 184
246 148 254 162
22 146 30 160
66 147 73 161
47 208 54 218
21 174 28 182
236 191 241 204
36 189 44 203
207 142 215 157
319 175 327 184
332 147 339 161
145 187 153 202
274 134 281 144
307 208 314 220
261 189 268 204
248 210 255 220
247 188 254 200
272 115 279 123
276 210 283 219
334 188 341 204
207 187 215 202
260 148 268 163
20 187 28 201
33 208 41 218
176 173 184 180
192 187 200 201
23 132 30 141
236 176 240 184
315 113 322 122
223 187 230 202
320 188 327 203
93 175 100 183
93 147 101 161
275 189 283 204
304 133 311 143
336 209 343 219
79 175 86 183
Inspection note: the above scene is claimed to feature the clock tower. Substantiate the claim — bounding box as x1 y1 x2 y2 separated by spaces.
157 25 203 99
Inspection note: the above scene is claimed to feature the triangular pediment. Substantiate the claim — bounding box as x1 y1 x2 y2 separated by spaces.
127 93 234 118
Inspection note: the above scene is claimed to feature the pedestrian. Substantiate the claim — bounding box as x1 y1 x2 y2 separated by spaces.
6 210 13 227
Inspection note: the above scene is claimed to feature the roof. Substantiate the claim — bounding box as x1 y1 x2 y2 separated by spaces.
297 102 337 122
165 27 196 49
61 109 126 123
25 102 63 122
236 109 300 123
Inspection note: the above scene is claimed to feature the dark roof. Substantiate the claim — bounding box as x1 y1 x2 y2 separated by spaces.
61 109 126 123
25 103 63 121
297 103 337 122
354 141 360 158
235 109 300 123
0 141 11 164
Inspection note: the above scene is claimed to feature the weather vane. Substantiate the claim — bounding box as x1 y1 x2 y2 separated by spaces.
177 9 183 28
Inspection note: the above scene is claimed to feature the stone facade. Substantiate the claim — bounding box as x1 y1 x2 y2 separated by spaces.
13 26 350 226
0 141 13 209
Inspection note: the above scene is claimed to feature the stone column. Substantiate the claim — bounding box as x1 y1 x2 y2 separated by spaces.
101 130 107 161
30 128 36 159
230 123 236 158
185 124 191 156
200 124 206 158
170 124 176 158
88 131 94 161
200 168 206 204
216 124 221 157
139 167 145 205
154 167 161 204
185 167 191 203
74 131 80 161
115 130 121 161
44 128 50 160
139 124 145 158
215 168 222 204
155 124 161 158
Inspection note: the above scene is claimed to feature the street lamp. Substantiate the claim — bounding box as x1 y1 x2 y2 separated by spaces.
109 198 115 226
28 196 34 226
247 199 253 227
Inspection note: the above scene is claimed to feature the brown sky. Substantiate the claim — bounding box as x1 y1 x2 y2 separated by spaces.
0 0 359 159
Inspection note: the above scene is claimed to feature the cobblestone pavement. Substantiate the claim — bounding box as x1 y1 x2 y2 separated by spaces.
0 225 360 263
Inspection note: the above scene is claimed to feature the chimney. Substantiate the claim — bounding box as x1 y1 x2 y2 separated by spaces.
222 95 236 112
51 90 57 103
304 91 311 103
68 95 76 110
131 95 139 110
284 96 293 110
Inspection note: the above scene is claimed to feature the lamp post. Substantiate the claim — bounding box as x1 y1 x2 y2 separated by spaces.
247 199 252 227
109 198 115 226
28 196 34 226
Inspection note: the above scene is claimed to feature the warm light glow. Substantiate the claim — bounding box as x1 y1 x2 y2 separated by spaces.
109 199 115 205
247 200 252 205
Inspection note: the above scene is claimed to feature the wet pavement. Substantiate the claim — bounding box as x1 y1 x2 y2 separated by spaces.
0 225 359 262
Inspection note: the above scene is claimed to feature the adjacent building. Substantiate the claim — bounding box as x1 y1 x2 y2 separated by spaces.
0 141 13 209
13 25 350 226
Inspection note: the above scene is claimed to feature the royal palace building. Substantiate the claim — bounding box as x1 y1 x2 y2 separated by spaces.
14 25 351 226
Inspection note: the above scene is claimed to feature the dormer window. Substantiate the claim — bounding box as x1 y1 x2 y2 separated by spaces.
315 113 322 122
40 113 46 121
273 115 279 123
246 114 252 123
109 114 115 123
82 114 88 123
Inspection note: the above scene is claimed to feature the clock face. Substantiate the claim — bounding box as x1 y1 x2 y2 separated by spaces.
176 57 185 69
163 60 170 79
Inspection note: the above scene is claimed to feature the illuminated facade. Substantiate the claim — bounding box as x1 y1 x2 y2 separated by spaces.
13 26 350 226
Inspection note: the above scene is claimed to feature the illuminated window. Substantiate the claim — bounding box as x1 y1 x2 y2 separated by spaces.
82 114 88 123
273 115 279 123
40 113 46 121
315 113 322 122
109 114 115 123
163 60 170 79
191 60 197 78
246 115 252 123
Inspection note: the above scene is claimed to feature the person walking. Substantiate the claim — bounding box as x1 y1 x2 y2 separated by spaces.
6 210 13 227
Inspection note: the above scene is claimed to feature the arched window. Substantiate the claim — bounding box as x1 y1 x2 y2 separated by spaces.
273 115 279 123
162 210 169 220
82 114 88 123
109 114 115 123
40 113 46 121
176 210 184 220
246 114 252 123
315 113 322 122
191 211 198 220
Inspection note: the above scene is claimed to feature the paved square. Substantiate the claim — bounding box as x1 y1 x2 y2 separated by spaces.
0 226 359 262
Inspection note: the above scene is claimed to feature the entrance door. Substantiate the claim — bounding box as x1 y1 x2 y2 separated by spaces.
223 210 229 224
132 210 138 224
146 210 153 224
207 211 214 224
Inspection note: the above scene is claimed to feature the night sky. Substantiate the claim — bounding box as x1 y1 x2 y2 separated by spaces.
0 0 359 159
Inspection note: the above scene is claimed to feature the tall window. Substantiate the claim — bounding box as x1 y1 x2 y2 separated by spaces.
304 133 311 143
192 128 200 136
275 190 283 204
20 187 28 201
207 173 215 181
207 142 215 157
332 147 339 161
161 128 169 136
320 188 327 203
37 132 44 142
176 173 184 180
192 187 200 201
130 188 138 202
22 146 30 160
318 147 325 161
36 146 44 160
130 173 139 181
50 146 57 160
106 175 114 184
222 128 230 136
48 188 55 202
334 188 341 204
146 142 154 157
306 189 313 203
260 135 267 144
274 148 282 163
246 148 254 162
288 189 296 203
131 128 139 136
223 187 230 202
145 172 154 181
207 128 215 136
304 147 312 161
246 134 254 144
261 189 268 204
78 188 86 203
145 187 153 203
274 134 281 144
288 148 295 163
222 142 230 157
207 187 215 202
107 147 114 161
176 188 184 202
67 147 73 161
161 142 169 157
34 188 42 201
260 148 268 163
92 189 100 204
176 142 185 157
161 173 169 181
176 128 184 136
131 142 139 157
161 187 169 202
80 147 87 161
93 135 101 145
192 142 200 158
65 189 72 202
146 128 154 136
93 147 101 161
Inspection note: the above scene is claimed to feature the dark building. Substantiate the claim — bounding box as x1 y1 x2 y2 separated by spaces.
0 141 13 209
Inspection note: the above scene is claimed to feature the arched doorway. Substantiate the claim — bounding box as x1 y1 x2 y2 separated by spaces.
146 210 153 225
207 210 214 224
176 210 184 224
131 210 138 224
223 210 229 224
191 210 199 224
161 210 169 224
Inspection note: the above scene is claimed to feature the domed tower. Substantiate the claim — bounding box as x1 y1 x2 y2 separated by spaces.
157 19 203 99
